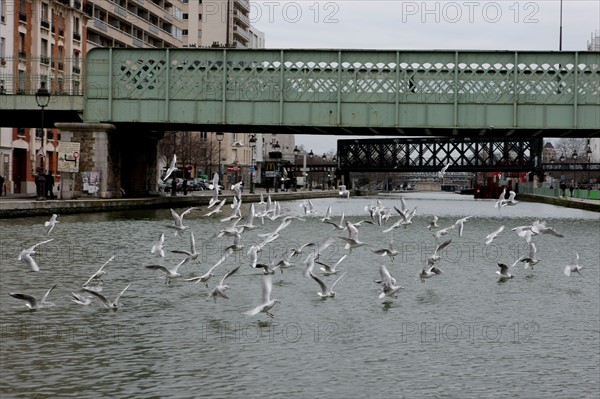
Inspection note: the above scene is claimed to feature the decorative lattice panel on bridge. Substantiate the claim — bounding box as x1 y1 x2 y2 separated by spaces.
337 137 543 172
84 49 600 134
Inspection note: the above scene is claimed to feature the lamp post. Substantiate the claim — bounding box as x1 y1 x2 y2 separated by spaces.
171 132 177 196
322 153 327 190
586 145 592 186
293 145 300 191
216 132 224 182
559 0 563 51
35 82 50 200
308 149 314 191
249 134 257 194
572 151 578 188
272 141 280 192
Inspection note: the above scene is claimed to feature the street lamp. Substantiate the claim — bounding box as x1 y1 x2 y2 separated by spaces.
322 153 327 190
586 146 593 186
572 151 578 188
216 132 224 182
249 134 257 194
272 141 281 192
35 82 50 200
308 150 314 191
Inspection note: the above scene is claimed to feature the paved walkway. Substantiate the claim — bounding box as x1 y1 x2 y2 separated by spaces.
0 188 342 217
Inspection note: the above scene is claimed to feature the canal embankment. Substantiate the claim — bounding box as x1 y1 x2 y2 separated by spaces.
0 190 341 218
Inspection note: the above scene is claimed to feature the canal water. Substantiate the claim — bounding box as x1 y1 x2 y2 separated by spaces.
1 192 598 398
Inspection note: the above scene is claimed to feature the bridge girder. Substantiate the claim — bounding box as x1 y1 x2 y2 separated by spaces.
337 137 544 173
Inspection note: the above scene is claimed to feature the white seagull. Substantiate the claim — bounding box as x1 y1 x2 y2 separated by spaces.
494 187 507 208
340 221 366 254
166 207 198 236
563 252 583 276
171 231 199 264
83 283 132 311
144 258 187 285
44 214 60 235
205 198 226 217
150 233 166 257
185 254 229 287
71 292 94 306
427 215 439 230
10 282 59 310
18 238 54 272
485 225 505 245
496 263 513 280
426 238 452 266
162 154 179 181
244 274 280 318
454 216 472 237
379 265 403 299
520 242 540 270
309 271 347 299
207 266 241 302
339 185 350 199
438 163 450 179
316 254 348 276
82 255 115 286
371 236 400 261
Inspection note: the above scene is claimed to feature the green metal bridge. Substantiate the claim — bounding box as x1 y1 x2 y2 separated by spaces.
1 49 599 138
82 48 599 138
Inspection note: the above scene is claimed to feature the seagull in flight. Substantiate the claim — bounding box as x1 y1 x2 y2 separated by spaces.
494 187 507 208
83 283 132 311
316 254 348 276
44 214 60 235
339 185 350 199
10 282 59 310
185 253 229 287
162 154 179 182
426 238 452 266
454 216 472 237
563 252 583 276
378 265 403 299
496 263 513 280
166 207 198 236
150 233 166 257
244 274 280 318
71 292 94 306
82 255 115 286
427 215 439 230
171 231 199 264
438 163 450 179
520 242 540 270
340 221 366 254
485 225 505 245
207 266 241 302
371 236 400 261
309 271 347 299
18 238 54 272
144 258 187 285
324 211 346 230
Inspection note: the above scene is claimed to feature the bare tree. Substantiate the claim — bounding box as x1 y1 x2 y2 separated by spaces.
158 131 219 178
554 138 587 160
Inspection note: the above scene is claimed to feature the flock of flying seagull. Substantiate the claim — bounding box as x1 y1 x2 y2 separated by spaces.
9 171 584 317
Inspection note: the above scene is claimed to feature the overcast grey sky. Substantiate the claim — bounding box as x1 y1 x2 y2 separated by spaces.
251 0 600 152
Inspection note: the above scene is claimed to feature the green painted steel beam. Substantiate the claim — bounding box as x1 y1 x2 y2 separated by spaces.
83 48 600 134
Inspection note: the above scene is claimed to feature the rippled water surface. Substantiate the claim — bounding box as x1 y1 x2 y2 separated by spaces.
1 192 599 398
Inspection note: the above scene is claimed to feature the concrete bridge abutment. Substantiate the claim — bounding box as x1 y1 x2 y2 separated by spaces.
56 123 164 199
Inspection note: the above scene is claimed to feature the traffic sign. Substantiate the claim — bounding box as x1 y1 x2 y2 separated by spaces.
249 167 255 173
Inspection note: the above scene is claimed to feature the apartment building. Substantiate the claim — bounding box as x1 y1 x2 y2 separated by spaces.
1 0 87 194
0 0 291 195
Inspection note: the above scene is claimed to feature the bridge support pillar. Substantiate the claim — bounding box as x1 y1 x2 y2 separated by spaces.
56 123 164 199
56 123 118 199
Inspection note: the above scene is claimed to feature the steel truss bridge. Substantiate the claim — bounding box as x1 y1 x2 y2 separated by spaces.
336 137 544 173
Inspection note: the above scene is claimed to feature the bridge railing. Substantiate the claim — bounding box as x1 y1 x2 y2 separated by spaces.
0 57 83 95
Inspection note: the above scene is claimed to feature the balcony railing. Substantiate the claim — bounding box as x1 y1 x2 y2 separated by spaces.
72 66 81 74
19 12 27 22
73 32 81 41
41 56 50 65
18 51 27 60
41 19 50 29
